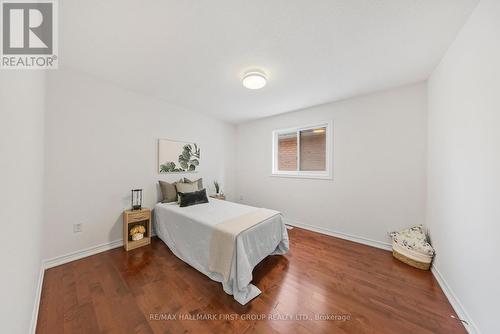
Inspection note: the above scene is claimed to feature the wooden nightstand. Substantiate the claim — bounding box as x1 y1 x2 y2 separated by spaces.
209 194 226 200
123 208 151 251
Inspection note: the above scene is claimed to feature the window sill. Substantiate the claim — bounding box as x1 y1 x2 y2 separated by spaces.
270 173 333 180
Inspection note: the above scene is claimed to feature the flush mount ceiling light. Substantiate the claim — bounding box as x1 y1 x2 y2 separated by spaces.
242 71 267 90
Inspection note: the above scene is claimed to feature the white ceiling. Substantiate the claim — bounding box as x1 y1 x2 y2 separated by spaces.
60 0 478 123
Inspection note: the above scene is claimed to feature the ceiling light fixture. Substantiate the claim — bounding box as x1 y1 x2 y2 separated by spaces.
242 71 267 90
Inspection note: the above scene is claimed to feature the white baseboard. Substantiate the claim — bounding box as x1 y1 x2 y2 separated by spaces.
42 233 157 270
285 218 480 333
284 218 392 251
43 239 123 269
30 238 125 333
29 265 45 334
431 265 481 334
30 226 480 334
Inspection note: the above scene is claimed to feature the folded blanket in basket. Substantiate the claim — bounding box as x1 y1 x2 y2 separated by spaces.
390 224 435 256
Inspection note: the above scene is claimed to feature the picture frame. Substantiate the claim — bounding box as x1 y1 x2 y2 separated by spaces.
158 139 201 174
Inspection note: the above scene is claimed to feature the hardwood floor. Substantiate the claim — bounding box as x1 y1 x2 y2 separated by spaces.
36 228 466 334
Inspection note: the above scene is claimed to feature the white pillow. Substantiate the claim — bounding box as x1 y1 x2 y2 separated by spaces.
183 177 203 190
390 225 435 256
175 182 198 194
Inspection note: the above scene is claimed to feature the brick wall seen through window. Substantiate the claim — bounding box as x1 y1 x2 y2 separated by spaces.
278 134 297 171
273 122 331 178
300 128 326 171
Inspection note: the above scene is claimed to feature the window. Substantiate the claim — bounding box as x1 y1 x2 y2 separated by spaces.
272 121 332 179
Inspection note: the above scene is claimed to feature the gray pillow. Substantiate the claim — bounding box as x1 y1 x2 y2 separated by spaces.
183 177 203 190
159 179 182 203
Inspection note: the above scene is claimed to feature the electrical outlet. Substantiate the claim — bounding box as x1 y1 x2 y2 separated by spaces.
73 223 82 233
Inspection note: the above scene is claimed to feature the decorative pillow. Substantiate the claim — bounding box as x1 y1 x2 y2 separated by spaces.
390 225 435 256
183 177 203 190
175 181 199 194
178 188 209 207
159 179 182 203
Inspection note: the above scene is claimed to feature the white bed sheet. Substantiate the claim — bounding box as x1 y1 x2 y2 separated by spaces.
154 198 289 305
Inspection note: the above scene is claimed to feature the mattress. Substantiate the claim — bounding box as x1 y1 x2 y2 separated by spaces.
154 198 289 305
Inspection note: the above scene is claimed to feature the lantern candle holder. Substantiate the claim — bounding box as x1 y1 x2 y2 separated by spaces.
131 189 143 210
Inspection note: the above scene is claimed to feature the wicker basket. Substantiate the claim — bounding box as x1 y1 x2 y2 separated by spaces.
392 249 431 270
392 241 432 270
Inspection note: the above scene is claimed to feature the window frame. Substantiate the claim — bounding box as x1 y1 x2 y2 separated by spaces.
271 120 333 179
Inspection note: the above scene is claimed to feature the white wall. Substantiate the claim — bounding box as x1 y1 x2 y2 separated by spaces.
236 83 427 247
43 70 236 260
0 72 46 333
427 1 500 333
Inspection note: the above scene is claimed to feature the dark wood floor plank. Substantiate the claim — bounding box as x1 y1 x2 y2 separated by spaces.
37 227 466 334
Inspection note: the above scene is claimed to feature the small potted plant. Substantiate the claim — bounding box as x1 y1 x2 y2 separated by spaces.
129 225 146 241
214 180 220 195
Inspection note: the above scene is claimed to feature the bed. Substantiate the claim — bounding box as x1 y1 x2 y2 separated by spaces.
154 198 289 305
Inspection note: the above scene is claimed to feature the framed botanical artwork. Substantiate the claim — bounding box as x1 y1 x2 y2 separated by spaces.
158 139 200 173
